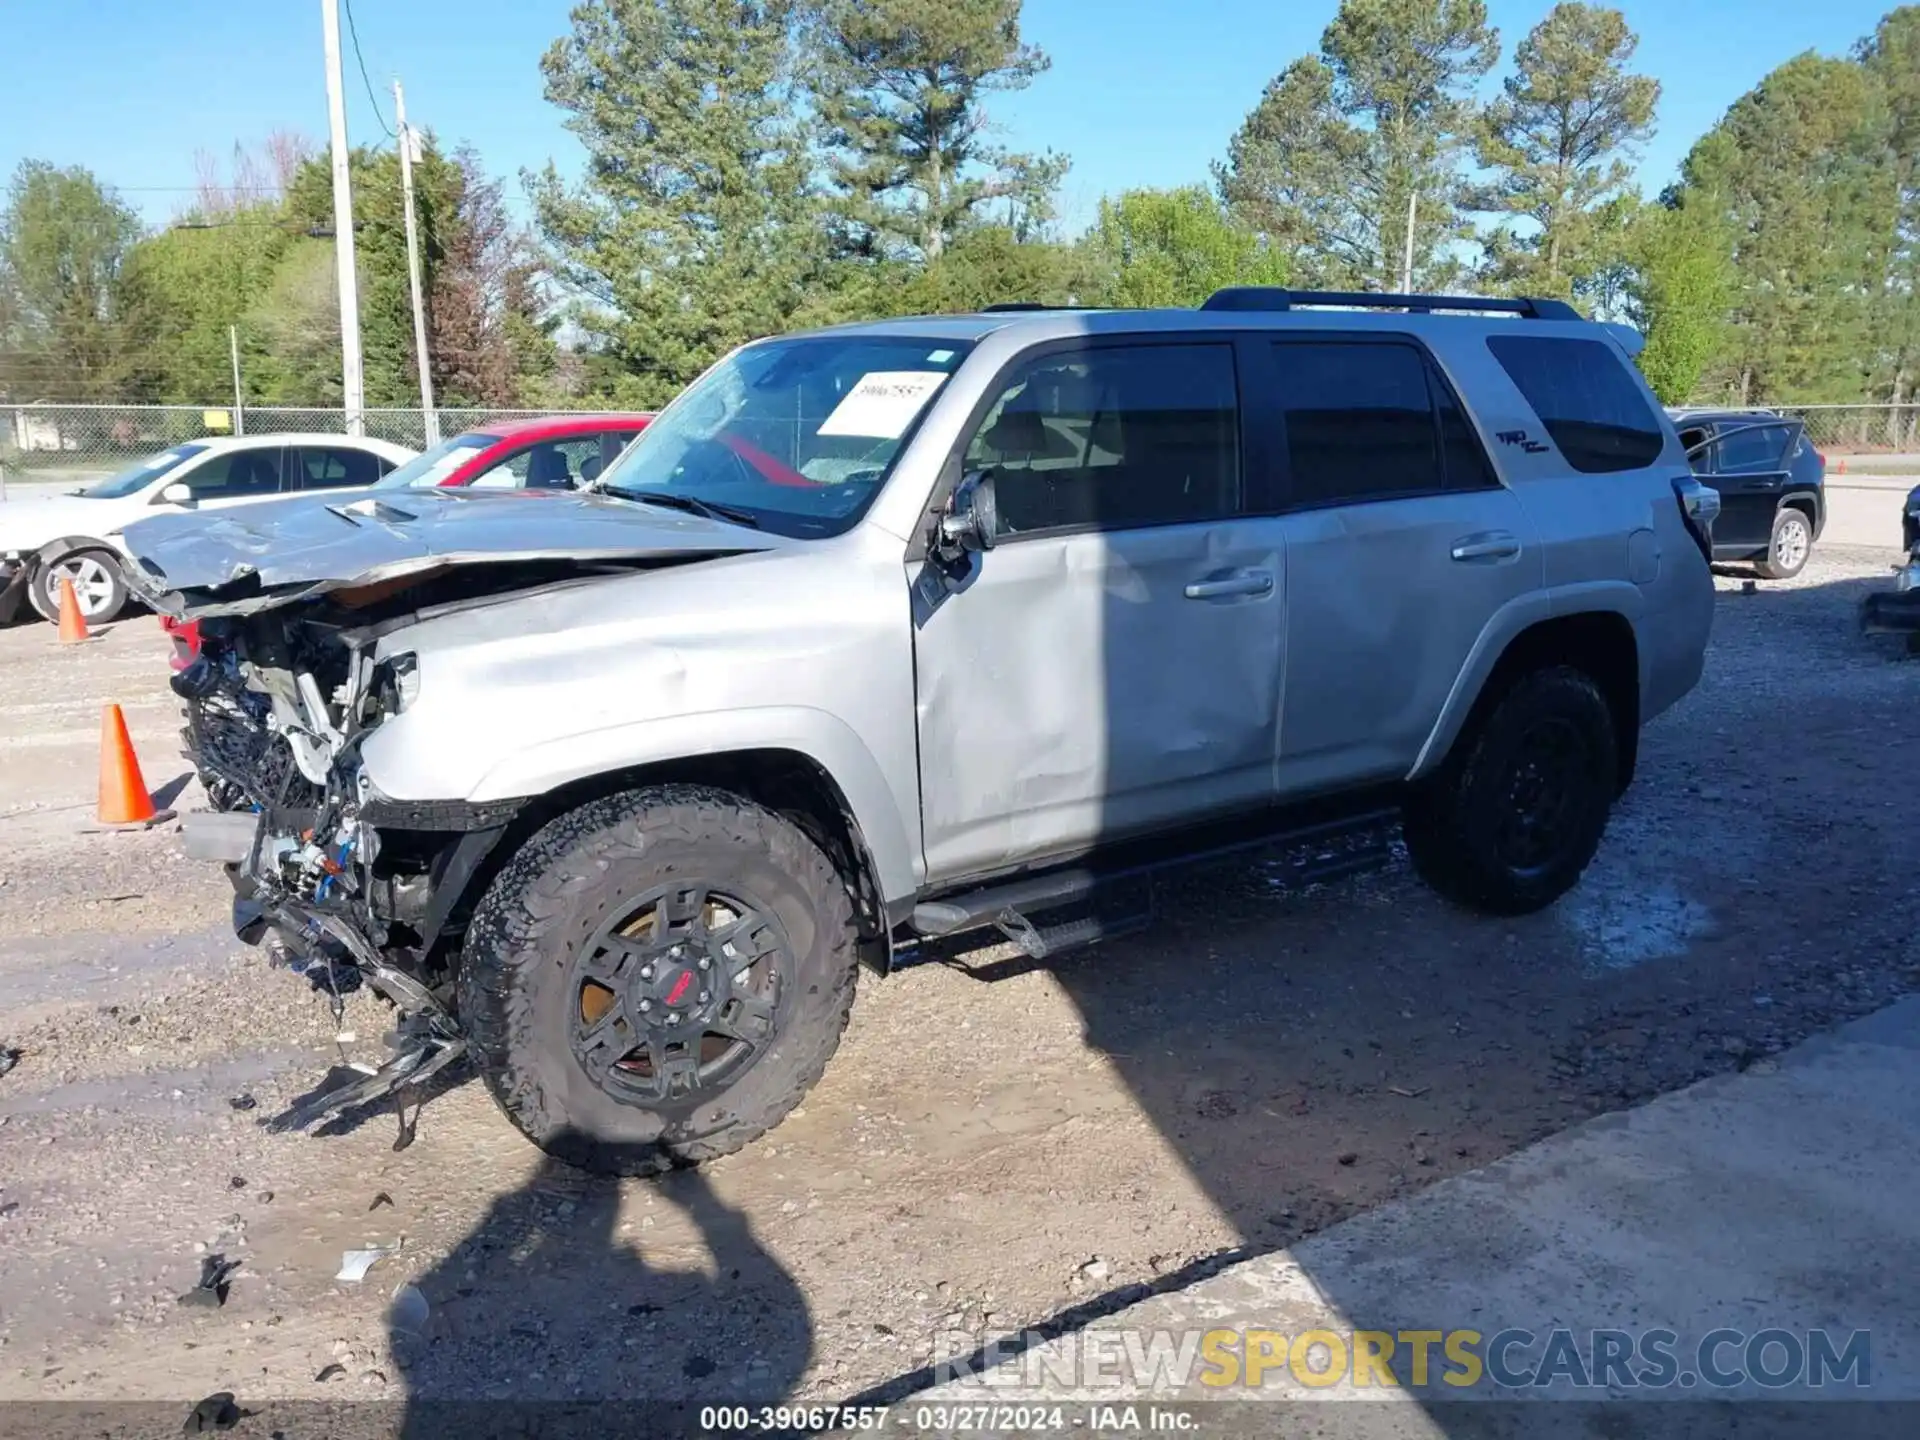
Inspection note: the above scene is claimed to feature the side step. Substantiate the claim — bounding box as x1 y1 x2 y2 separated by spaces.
913 803 1400 951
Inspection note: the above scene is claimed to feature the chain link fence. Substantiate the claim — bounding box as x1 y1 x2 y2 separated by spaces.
0 404 636 494
5 399 1918 497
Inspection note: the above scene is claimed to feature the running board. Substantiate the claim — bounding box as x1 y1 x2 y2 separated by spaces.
913 802 1400 941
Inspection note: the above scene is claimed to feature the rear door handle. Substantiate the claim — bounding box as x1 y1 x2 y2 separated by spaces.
1184 572 1274 600
1450 532 1521 563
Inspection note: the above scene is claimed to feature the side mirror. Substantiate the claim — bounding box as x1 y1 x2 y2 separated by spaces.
936 470 998 560
159 482 196 507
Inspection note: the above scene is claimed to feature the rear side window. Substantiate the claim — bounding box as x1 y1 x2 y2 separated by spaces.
1716 423 1787 471
1487 335 1664 474
1268 340 1495 507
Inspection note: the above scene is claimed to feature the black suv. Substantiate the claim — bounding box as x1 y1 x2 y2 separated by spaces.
1670 408 1826 579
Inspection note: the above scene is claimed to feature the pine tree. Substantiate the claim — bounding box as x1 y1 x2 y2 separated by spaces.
807 0 1065 261
533 0 822 405
1474 3 1658 303
1217 0 1499 290
1860 7 1920 440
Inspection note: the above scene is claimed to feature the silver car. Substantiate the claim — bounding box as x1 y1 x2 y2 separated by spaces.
122 290 1719 1174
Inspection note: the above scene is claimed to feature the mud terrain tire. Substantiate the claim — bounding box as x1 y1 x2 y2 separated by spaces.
459 785 859 1176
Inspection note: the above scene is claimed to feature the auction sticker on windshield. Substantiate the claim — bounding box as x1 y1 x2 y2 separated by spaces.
818 371 949 438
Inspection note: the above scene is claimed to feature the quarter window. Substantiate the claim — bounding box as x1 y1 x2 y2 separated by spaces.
1487 334 1665 474
964 343 1240 536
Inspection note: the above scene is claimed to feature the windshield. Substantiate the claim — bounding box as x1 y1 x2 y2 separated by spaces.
595 335 973 537
78 444 209 500
373 433 496 489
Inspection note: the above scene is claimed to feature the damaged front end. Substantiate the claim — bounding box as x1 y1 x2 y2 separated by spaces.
123 486 784 1133
174 610 484 1134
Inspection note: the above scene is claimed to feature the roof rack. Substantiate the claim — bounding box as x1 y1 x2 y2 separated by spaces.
978 301 1100 313
1199 287 1581 321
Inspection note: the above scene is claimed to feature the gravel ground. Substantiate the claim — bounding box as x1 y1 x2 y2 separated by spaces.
1 545 1918 1417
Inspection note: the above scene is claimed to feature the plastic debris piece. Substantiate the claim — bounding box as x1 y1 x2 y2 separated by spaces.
314 1363 346 1383
390 1282 430 1335
335 1247 395 1283
182 1392 242 1432
0 1045 20 1078
177 1254 242 1308
227 1094 256 1112
1387 1085 1431 1099
368 1192 394 1212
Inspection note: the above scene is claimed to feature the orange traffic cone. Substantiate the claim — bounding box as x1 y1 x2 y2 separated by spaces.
95 703 171 829
56 576 95 645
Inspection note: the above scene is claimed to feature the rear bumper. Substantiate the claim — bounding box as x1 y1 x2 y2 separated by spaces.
1861 563 1920 635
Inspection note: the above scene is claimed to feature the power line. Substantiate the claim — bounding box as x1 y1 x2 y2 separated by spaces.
340 0 398 141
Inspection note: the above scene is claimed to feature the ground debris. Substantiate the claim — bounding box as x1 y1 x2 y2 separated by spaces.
182 1392 243 1432
314 1363 345 1383
0 1044 20 1078
176 1254 242 1309
335 1247 396 1283
369 1191 394 1212
226 1094 256 1112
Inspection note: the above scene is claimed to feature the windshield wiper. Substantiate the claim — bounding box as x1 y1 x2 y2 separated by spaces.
606 487 762 529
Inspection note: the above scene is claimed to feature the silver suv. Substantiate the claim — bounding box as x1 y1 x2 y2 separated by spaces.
125 289 1720 1174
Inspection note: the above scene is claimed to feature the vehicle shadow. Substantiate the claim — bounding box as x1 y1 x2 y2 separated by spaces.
393 1136 811 1434
854 557 1920 1427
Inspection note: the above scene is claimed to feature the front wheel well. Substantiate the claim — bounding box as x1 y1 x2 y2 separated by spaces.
1453 612 1641 794
458 750 890 971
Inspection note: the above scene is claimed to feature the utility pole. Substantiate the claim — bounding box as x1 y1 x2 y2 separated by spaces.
319 0 365 436
1399 189 1418 296
393 80 440 447
229 326 245 435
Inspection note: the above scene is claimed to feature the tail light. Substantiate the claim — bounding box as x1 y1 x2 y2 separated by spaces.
1673 476 1720 563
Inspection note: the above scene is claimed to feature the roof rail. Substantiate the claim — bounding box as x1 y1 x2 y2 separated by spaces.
978 301 1100 313
1200 287 1582 321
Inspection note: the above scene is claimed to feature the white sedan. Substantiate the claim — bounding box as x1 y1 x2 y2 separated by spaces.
0 432 416 625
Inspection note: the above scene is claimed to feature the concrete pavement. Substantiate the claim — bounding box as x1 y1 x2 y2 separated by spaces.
920 996 1920 1428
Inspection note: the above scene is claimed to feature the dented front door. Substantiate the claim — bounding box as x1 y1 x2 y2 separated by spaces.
907 337 1283 886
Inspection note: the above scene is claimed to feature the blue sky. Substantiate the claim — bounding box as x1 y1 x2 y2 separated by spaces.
0 0 1896 234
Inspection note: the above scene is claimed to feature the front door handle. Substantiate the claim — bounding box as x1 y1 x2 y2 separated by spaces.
1450 532 1521 563
1184 572 1274 600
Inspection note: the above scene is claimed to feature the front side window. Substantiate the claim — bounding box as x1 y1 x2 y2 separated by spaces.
373 433 496 489
595 336 974 537
80 444 208 500
1488 334 1665 474
469 437 604 490
964 343 1240 536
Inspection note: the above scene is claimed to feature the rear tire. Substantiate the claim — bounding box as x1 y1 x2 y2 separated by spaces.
1755 507 1812 580
1402 666 1618 916
458 784 859 1176
30 548 128 624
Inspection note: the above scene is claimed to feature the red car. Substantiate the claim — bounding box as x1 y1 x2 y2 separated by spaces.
163 412 653 670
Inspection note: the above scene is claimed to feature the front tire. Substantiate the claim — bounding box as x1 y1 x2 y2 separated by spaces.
1755 507 1812 580
30 548 128 624
1402 667 1618 916
458 785 859 1176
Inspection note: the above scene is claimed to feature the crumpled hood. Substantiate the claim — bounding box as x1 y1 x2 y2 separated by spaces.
120 485 784 617
0 494 110 551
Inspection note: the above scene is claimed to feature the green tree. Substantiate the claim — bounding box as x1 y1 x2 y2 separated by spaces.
1217 0 1499 290
1860 7 1920 437
285 143 555 408
533 0 822 406
1474 3 1658 302
0 162 143 400
1678 53 1895 403
807 0 1064 260
1083 186 1288 307
1626 196 1737 403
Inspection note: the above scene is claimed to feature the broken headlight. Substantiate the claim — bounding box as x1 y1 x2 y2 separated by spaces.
369 653 421 719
